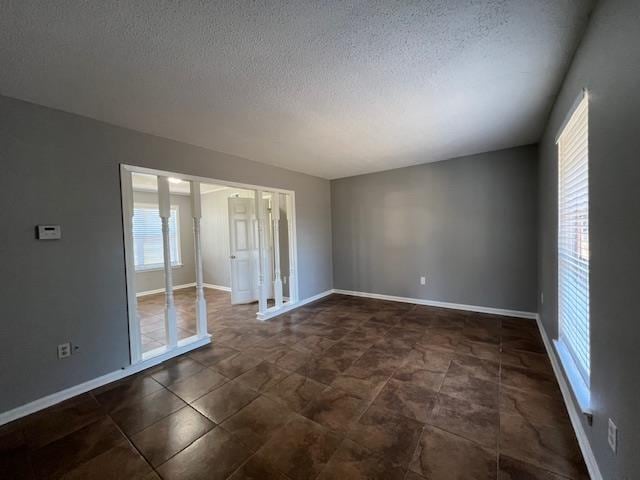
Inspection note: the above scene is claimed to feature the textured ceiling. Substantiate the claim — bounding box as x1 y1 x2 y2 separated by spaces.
0 1 593 179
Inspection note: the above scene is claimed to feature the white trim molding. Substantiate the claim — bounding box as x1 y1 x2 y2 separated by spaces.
140 334 211 362
0 336 210 427
554 338 591 414
134 263 184 273
136 282 196 297
202 283 231 292
536 315 602 480
257 290 333 321
138 283 235 297
332 289 537 319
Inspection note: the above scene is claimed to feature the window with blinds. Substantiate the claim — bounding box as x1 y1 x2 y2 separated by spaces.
132 204 181 271
557 92 590 385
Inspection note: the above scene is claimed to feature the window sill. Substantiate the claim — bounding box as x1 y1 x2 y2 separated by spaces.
554 339 592 415
136 264 183 273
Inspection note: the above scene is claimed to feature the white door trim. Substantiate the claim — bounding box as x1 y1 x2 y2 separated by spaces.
122 164 295 195
120 167 142 363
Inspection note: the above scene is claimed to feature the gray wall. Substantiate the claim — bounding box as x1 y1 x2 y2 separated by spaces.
133 191 195 294
332 145 538 313
538 0 640 477
0 95 332 413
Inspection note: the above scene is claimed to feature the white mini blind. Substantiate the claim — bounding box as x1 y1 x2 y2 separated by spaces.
557 92 590 383
132 204 181 270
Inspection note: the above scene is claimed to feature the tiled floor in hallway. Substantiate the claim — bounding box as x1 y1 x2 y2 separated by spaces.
1 290 588 479
136 288 202 354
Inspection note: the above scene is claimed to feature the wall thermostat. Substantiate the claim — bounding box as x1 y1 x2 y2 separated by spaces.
36 225 62 240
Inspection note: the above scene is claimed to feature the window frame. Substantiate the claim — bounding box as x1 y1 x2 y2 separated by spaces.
132 202 183 272
554 90 591 412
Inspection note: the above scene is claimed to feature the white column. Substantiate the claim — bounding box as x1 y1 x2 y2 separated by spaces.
255 190 268 314
190 181 208 338
285 194 299 302
121 168 142 362
271 193 283 306
158 176 178 348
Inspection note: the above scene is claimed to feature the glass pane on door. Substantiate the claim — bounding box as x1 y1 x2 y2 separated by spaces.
131 172 167 355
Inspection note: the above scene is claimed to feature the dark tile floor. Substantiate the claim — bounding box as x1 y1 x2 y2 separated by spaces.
137 288 201 353
0 290 588 479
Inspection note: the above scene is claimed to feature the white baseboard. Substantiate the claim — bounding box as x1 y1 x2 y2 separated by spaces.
535 315 602 480
0 370 127 427
137 335 211 369
332 289 537 319
202 283 231 292
257 289 334 321
0 336 210 427
136 283 231 297
136 282 196 297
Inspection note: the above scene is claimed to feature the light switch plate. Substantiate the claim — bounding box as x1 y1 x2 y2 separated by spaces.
37 225 62 240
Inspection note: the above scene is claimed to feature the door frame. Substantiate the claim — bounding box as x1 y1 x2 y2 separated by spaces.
120 164 300 366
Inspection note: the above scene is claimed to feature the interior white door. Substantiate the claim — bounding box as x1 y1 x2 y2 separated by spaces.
228 197 258 304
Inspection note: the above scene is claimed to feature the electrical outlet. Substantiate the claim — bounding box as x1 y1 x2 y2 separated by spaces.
58 343 71 359
420 276 426 285
608 418 618 453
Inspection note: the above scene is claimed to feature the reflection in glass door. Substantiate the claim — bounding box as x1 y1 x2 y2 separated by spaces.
121 164 299 366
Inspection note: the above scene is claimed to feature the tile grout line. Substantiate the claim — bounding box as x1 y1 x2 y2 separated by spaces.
97 360 218 476
294 305 417 478
102 404 159 477
319 306 438 476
